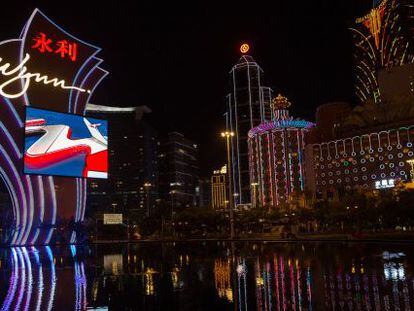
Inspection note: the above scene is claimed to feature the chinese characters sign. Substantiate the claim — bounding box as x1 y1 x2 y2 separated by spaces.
32 32 78 61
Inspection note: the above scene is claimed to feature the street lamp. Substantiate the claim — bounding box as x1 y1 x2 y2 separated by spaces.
221 131 235 239
407 159 414 182
251 182 259 208
143 182 152 217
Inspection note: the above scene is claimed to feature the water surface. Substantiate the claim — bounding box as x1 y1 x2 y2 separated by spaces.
0 241 413 310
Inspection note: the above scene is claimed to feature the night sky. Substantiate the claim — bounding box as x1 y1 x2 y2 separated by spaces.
3 1 373 176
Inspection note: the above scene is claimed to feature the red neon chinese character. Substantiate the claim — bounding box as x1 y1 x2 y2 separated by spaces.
31 32 53 53
55 40 78 62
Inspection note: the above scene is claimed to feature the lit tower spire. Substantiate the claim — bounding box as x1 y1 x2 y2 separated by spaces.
225 43 274 205
271 94 291 121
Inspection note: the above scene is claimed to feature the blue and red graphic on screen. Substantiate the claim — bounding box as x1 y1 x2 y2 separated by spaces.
24 107 108 179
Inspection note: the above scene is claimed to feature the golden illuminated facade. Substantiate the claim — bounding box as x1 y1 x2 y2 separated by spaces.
214 259 233 302
350 0 414 104
211 165 227 209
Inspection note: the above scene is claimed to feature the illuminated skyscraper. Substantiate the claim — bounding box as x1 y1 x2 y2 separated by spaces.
227 47 273 205
248 95 314 208
350 0 414 104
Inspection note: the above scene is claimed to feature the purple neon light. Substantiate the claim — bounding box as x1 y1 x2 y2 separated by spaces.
1 248 18 311
0 145 27 245
44 177 57 245
248 119 315 138
22 247 33 311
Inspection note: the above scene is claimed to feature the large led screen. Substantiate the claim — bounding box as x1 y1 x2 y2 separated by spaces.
24 107 108 179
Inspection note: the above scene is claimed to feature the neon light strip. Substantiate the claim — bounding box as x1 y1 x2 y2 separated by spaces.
297 131 304 191
0 248 18 311
249 120 314 138
273 133 280 206
0 122 21 158
0 145 27 245
267 133 274 207
45 246 56 311
274 256 280 311
22 247 33 310
23 175 34 245
44 177 56 244
0 168 19 244
31 177 45 245
32 247 44 311
72 57 103 113
231 69 243 204
15 248 26 309
81 179 87 220
3 97 23 127
258 135 266 205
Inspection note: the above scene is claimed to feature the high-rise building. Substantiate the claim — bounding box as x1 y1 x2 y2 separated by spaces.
85 104 159 218
248 95 314 208
197 177 212 207
158 132 199 209
350 0 414 104
211 165 228 209
227 48 273 205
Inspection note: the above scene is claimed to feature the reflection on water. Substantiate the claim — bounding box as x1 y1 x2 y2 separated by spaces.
0 242 414 310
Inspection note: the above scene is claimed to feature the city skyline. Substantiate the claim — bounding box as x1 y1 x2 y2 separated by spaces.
1 3 414 310
1 1 372 175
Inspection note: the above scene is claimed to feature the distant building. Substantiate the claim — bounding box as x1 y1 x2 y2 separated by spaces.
248 95 314 208
306 102 351 144
158 132 199 209
211 165 228 209
85 104 158 218
227 51 273 205
197 177 212 207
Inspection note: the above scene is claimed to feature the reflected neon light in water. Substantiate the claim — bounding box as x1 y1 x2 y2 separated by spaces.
0 53 89 98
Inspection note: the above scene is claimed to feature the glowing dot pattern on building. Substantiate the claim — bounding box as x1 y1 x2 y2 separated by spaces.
248 95 314 207
306 125 414 197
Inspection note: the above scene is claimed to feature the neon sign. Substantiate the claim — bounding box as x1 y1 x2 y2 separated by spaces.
0 9 107 246
32 32 78 61
0 53 89 99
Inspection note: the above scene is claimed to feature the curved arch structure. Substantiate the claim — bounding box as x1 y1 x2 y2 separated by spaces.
0 9 107 245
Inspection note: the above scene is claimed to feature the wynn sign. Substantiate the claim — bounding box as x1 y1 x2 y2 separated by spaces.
0 9 107 245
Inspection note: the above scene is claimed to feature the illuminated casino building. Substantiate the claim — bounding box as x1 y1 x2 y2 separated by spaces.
305 123 414 198
350 0 414 104
226 44 273 205
248 95 314 208
86 104 158 216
